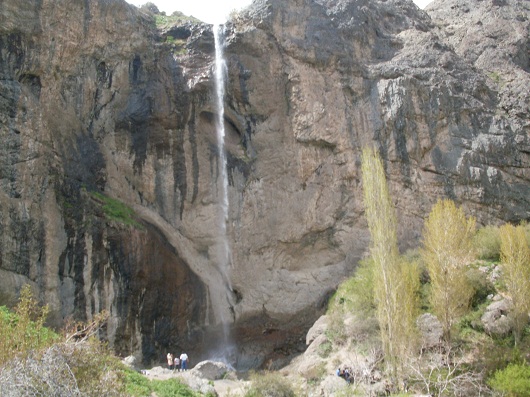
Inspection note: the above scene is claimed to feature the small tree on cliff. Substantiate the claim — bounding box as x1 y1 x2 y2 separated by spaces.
499 223 530 346
361 146 419 383
421 199 476 342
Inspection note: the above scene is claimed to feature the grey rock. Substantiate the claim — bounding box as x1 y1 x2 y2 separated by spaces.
306 315 329 346
0 0 527 369
417 313 443 349
189 360 229 380
122 355 138 369
482 298 512 337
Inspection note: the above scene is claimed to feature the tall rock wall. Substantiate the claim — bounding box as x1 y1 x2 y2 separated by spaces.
0 0 528 368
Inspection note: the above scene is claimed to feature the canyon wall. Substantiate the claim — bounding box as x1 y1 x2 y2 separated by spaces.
0 0 528 368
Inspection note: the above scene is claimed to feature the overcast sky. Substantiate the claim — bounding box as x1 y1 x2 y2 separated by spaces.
126 0 433 24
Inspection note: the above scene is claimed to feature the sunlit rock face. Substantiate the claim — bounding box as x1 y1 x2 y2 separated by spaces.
0 0 527 367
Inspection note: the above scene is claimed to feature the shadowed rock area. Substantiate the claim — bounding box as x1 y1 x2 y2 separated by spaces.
0 0 528 368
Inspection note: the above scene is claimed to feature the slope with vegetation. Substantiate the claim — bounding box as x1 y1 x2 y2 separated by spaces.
283 148 530 396
0 285 205 397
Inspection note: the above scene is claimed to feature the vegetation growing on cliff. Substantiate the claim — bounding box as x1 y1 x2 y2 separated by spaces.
0 287 200 397
153 12 201 27
91 191 143 229
323 148 530 395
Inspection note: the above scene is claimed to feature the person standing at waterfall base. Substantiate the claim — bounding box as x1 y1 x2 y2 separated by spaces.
167 353 174 370
174 356 180 371
179 352 188 371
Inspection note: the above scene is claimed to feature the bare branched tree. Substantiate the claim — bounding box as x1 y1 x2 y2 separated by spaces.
408 348 492 397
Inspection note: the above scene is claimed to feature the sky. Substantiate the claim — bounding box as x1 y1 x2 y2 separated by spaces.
126 0 433 24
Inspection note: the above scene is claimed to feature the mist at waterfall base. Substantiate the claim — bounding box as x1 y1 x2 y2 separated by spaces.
207 23 237 368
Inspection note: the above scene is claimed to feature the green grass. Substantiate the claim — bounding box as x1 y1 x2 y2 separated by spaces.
487 71 504 86
154 12 201 28
91 192 142 229
165 36 188 55
124 368 201 397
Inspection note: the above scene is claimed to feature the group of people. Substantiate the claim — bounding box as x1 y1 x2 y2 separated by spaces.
167 352 189 371
336 367 353 384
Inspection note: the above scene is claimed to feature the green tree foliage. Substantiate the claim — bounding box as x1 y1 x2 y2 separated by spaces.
421 199 476 342
0 286 132 396
361 147 419 382
0 285 58 366
328 257 375 316
473 225 501 261
499 223 530 346
488 363 530 397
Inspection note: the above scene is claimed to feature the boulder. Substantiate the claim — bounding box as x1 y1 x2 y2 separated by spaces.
189 360 229 380
482 298 512 337
316 375 350 397
417 313 443 350
306 315 329 346
183 374 218 396
122 355 138 369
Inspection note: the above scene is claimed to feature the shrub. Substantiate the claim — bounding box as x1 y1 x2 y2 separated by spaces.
473 225 501 261
466 267 495 309
317 340 333 358
0 342 127 397
152 378 198 397
488 363 530 397
328 258 375 316
0 285 59 366
0 287 128 396
244 372 295 397
91 192 142 228
326 258 376 344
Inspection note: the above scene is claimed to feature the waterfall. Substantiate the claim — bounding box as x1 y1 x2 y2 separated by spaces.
211 23 236 365
213 24 231 286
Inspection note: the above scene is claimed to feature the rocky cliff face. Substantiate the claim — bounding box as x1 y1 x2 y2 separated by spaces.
0 0 528 368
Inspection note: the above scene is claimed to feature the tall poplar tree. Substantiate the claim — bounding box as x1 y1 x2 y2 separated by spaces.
421 199 475 342
499 223 530 346
361 147 419 382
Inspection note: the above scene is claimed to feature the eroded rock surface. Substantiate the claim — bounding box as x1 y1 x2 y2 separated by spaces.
0 0 528 367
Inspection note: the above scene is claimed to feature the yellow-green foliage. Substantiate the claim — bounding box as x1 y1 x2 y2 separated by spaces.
69 341 126 396
328 258 375 316
0 286 128 396
474 225 501 261
488 363 530 397
244 372 296 397
361 147 420 381
0 285 58 366
499 223 530 345
421 199 476 341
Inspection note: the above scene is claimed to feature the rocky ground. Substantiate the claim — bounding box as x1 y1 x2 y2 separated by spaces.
135 361 250 396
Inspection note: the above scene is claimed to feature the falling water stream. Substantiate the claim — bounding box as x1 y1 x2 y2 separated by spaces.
213 24 230 286
211 23 235 364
